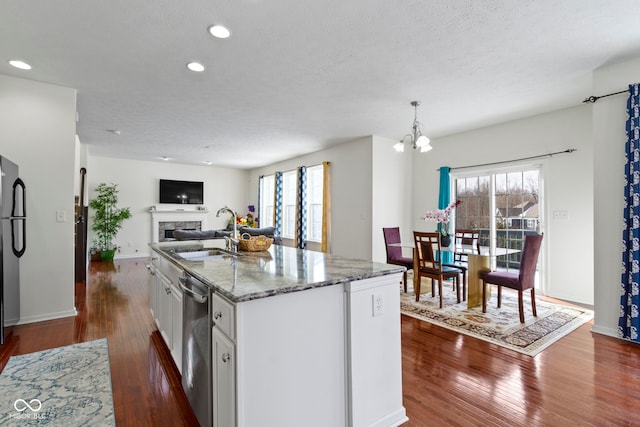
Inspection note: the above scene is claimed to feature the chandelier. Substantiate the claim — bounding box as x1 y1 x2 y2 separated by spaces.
394 100 432 153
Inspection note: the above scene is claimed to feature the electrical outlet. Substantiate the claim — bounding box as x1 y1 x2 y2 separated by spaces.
373 293 384 317
55 210 66 222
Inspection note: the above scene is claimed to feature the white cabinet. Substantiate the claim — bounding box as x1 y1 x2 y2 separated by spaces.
157 270 173 345
170 284 183 372
212 328 236 427
211 294 236 427
148 254 184 374
232 273 407 427
148 258 160 324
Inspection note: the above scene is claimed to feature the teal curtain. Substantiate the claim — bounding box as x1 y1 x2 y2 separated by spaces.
438 166 453 262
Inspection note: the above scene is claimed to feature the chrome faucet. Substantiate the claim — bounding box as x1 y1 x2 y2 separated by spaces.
216 206 239 252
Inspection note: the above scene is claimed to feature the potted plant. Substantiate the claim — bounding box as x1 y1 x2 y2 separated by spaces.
422 200 461 247
89 183 132 261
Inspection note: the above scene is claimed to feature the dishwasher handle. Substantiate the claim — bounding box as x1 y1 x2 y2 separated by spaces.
178 275 208 304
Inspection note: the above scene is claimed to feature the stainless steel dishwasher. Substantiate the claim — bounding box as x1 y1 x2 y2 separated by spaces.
179 272 211 427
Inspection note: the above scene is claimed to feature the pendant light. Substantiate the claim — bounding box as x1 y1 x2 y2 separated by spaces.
395 101 432 153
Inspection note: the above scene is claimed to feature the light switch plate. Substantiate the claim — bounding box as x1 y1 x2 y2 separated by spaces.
553 210 569 220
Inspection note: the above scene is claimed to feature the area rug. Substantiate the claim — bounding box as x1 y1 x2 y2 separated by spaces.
0 338 114 426
401 275 593 356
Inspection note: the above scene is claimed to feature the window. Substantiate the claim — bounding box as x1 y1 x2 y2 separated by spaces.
259 175 275 227
282 171 297 239
306 165 324 242
258 164 326 244
454 166 542 274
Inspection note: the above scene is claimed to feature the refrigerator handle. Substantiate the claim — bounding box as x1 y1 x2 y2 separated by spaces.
11 178 26 258
12 178 25 217
11 221 25 258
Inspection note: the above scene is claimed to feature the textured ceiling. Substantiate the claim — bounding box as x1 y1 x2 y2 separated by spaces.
1 0 639 169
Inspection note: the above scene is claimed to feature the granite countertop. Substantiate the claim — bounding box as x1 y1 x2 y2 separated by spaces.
150 240 404 303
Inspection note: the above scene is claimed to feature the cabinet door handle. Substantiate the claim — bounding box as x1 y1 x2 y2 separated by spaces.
213 311 222 320
222 353 231 363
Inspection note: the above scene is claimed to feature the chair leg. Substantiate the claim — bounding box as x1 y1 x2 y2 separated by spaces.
438 279 443 309
482 279 487 313
530 288 537 317
415 273 421 302
517 290 525 323
455 276 461 304
497 286 502 308
403 270 407 293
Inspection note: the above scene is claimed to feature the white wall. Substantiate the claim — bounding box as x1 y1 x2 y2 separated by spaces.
0 74 77 323
372 135 413 263
86 156 251 258
249 137 374 260
412 105 595 306
592 57 640 337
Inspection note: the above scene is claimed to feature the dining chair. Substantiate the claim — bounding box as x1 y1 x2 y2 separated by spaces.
480 233 544 323
383 227 413 292
442 229 480 301
413 231 463 308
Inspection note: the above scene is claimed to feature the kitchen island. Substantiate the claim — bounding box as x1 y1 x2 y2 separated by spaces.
149 240 408 427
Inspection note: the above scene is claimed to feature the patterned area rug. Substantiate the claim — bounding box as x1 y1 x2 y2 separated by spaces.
401 275 593 356
0 338 114 426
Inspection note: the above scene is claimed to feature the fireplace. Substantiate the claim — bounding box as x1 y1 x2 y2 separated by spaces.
149 210 209 243
164 228 195 240
159 222 201 242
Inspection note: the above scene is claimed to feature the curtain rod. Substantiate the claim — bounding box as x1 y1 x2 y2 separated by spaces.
437 148 577 171
582 89 627 104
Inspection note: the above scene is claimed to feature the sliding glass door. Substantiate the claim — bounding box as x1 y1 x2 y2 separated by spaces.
453 165 543 282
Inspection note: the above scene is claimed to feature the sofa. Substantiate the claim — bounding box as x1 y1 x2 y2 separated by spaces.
172 226 282 245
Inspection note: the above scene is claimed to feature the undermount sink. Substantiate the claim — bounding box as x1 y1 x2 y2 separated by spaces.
174 248 242 261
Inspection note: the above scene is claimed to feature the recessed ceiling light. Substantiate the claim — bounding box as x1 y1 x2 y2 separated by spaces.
161 156 170 161
208 25 231 39
106 129 121 135
186 62 205 72
9 60 31 70
204 161 212 165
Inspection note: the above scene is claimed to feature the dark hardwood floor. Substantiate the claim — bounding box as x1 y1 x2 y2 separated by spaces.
0 259 198 426
2 258 640 426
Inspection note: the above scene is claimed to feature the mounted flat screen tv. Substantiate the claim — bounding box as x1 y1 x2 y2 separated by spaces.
159 179 204 204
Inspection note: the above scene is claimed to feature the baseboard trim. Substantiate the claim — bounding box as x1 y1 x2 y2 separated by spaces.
17 309 77 325
114 252 149 260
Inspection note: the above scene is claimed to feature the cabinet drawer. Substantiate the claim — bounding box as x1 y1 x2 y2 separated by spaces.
212 295 235 339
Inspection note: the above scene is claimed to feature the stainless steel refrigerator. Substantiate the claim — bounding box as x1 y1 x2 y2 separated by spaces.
0 156 26 344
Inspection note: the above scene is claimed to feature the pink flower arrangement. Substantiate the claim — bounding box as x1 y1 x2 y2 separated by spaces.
422 200 461 234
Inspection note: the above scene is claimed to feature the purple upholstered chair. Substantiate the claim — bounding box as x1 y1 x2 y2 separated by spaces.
480 233 544 323
383 227 414 293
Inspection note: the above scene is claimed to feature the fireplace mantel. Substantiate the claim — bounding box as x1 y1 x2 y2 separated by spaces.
150 210 210 243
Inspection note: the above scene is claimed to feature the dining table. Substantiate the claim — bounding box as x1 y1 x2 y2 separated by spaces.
389 242 521 308
446 244 521 308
